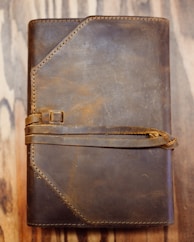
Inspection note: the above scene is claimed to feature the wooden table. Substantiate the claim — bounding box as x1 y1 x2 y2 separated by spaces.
0 0 193 241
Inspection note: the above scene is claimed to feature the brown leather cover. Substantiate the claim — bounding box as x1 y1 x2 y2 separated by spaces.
26 16 175 228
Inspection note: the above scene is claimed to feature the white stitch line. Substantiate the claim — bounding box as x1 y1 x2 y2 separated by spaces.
30 144 168 225
31 69 37 113
29 19 82 25
28 220 168 227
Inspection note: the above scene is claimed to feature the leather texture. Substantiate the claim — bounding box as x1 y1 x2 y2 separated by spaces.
26 16 175 228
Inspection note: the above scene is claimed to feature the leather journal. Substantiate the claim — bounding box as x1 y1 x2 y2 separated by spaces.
26 16 177 228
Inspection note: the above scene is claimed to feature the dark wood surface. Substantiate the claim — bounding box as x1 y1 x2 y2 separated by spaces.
0 0 194 241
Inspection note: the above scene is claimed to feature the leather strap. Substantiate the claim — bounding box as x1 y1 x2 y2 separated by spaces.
25 123 177 149
25 134 175 149
25 124 170 136
25 114 41 125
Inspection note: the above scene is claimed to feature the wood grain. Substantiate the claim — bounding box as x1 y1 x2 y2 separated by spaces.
0 0 194 241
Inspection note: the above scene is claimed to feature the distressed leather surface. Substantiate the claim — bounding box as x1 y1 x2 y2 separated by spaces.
27 16 174 227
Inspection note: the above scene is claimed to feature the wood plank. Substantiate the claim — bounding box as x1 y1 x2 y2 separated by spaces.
0 0 194 241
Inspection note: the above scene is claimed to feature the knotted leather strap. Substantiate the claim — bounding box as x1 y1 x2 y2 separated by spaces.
25 114 177 149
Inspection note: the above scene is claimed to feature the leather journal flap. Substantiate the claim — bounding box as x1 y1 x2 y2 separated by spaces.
29 16 171 129
27 16 176 227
